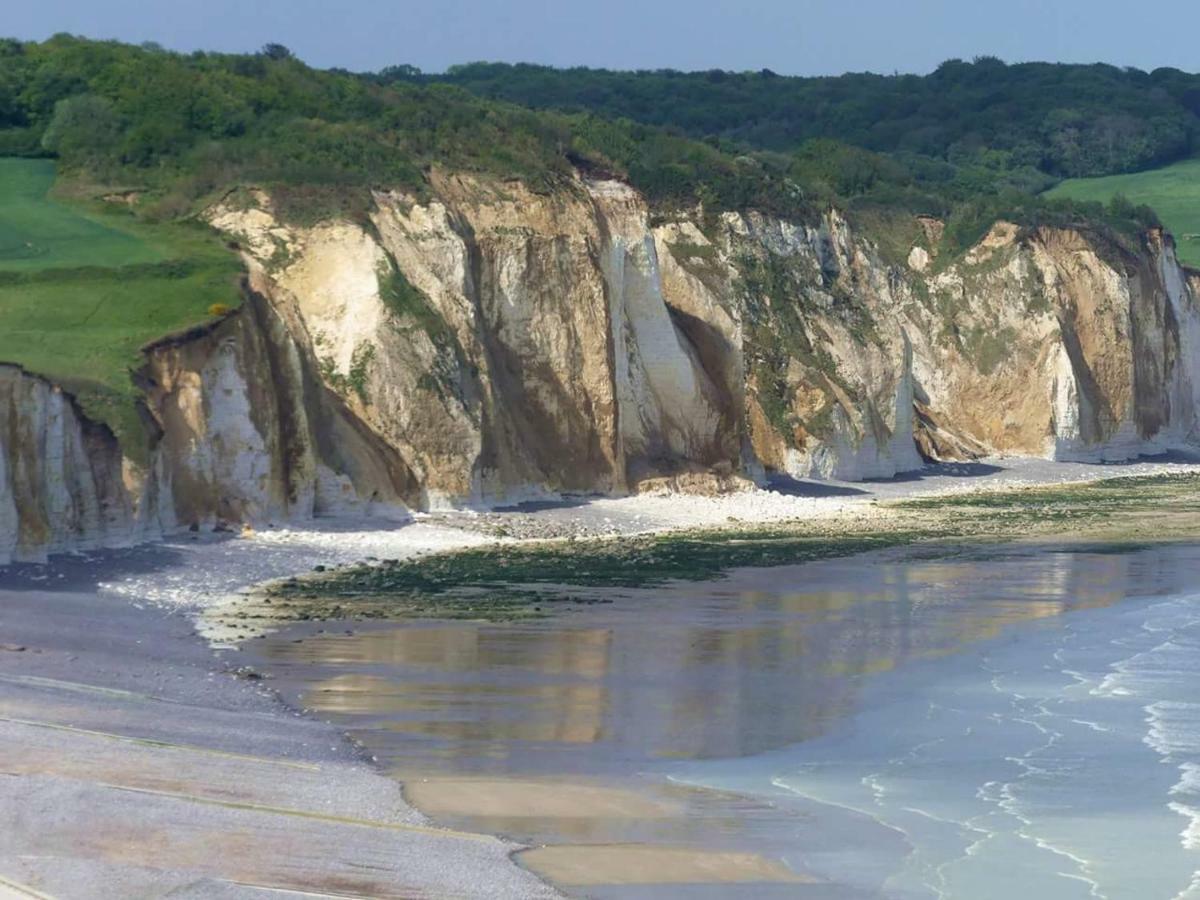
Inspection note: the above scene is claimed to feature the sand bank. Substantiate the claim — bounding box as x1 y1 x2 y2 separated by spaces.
518 844 813 886
405 778 681 820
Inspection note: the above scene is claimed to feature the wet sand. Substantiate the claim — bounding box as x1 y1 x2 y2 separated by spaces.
405 779 683 820
406 779 819 889
517 845 812 887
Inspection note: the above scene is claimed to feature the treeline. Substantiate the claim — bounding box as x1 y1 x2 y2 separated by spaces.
0 35 826 220
0 35 584 216
413 59 1200 182
0 36 1168 245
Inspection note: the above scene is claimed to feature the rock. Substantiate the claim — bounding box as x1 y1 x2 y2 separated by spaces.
908 245 931 272
4 176 1200 562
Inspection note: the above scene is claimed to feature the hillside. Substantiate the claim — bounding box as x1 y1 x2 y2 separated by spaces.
0 35 1169 448
0 35 815 222
418 59 1200 187
1 37 1174 226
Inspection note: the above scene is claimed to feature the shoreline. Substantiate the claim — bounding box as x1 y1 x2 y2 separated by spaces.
5 455 1200 896
239 538 1200 896
222 463 1200 640
219 459 1200 894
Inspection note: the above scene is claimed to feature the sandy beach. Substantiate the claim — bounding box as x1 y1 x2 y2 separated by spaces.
4 455 1200 897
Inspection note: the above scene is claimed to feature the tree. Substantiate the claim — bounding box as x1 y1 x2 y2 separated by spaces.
260 43 293 61
378 64 421 81
40 95 120 164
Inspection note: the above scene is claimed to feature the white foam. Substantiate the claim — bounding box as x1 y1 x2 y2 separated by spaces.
1145 702 1200 761
1172 763 1200 798
1169 802 1200 850
681 568 1200 897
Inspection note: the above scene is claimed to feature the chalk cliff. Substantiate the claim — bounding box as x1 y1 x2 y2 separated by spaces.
3 171 1198 562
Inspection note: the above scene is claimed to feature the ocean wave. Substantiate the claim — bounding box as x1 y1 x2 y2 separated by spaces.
1171 762 1200 797
1168 801 1200 851
1146 701 1200 761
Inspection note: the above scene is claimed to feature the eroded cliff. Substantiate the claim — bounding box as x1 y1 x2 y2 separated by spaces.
0 285 417 563
3 172 1199 562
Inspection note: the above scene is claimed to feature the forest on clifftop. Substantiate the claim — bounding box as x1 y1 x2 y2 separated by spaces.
0 36 1184 249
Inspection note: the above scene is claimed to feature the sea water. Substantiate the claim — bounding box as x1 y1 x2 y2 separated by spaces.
672 570 1200 898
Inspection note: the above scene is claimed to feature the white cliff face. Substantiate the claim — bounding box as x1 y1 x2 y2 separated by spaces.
144 286 419 528
0 366 150 564
5 173 1200 561
0 284 418 562
590 180 729 479
900 222 1200 464
909 224 1064 457
1160 239 1200 446
223 174 742 503
277 223 389 376
716 209 923 481
371 176 622 502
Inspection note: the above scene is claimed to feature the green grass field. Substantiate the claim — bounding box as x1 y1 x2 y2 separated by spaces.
1046 157 1200 268
0 158 166 270
0 158 242 460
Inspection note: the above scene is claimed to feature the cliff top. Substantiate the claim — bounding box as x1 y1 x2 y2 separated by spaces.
0 157 241 458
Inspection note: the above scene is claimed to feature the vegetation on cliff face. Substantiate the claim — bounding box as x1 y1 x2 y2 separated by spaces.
413 58 1189 246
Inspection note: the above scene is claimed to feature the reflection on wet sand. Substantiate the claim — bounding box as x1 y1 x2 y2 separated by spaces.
249 545 1197 890
262 548 1156 772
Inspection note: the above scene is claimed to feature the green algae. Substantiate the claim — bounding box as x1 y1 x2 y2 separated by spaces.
230 472 1200 630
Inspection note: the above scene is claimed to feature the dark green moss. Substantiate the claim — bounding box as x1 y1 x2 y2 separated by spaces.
269 528 929 621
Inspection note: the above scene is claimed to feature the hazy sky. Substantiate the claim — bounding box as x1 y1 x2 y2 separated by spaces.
7 0 1200 76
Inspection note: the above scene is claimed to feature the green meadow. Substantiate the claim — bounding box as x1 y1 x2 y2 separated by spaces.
0 158 165 270
1046 157 1200 268
0 158 242 460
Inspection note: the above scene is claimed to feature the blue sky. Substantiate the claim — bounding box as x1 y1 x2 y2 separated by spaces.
7 0 1199 75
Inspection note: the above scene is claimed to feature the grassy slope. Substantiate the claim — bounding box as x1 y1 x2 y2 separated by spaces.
0 159 242 460
0 159 164 270
1046 158 1200 268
